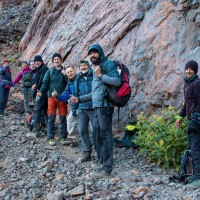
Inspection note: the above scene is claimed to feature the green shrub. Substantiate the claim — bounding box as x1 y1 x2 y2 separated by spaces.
134 106 188 169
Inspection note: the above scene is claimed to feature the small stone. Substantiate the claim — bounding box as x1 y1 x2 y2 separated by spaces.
68 185 84 197
0 183 5 191
131 169 139 174
133 187 149 195
84 194 93 200
55 174 65 181
47 191 63 200
19 157 26 162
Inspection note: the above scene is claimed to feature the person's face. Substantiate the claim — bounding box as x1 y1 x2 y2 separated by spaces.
88 50 100 65
22 62 27 67
80 63 89 74
53 57 62 67
34 61 42 68
30 61 36 70
185 67 195 79
3 61 9 67
66 67 76 79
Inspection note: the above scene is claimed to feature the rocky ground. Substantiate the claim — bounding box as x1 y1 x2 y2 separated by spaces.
0 106 200 200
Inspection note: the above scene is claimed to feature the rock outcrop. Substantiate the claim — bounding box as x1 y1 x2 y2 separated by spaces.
0 0 36 48
17 0 200 122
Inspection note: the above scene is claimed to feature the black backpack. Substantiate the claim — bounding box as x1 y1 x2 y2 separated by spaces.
108 61 131 107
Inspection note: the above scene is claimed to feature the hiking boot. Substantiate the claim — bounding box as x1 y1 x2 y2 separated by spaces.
186 179 200 188
48 139 56 146
26 131 38 138
60 138 71 146
93 170 111 179
185 175 196 184
76 152 91 163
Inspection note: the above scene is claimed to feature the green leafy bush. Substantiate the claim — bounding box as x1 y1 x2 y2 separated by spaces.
134 106 188 169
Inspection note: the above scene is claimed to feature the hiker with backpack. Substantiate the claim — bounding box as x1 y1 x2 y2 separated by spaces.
175 60 200 188
73 60 97 163
70 44 121 178
0 59 14 115
26 55 48 138
37 53 68 146
13 61 33 115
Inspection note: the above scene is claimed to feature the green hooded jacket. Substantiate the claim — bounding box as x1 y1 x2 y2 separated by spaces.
79 44 121 107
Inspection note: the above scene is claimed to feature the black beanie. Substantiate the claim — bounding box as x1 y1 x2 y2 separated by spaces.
185 60 198 74
52 53 62 62
79 60 90 68
34 55 43 63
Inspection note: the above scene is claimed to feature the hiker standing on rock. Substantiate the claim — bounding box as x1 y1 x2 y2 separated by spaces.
0 59 14 115
74 60 97 163
37 53 68 146
175 60 200 188
70 44 121 178
13 61 33 115
27 55 48 137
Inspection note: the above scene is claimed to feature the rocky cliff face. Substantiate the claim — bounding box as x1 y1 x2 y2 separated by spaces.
18 0 199 123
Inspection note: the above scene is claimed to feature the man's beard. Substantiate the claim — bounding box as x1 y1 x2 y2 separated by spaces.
90 57 100 65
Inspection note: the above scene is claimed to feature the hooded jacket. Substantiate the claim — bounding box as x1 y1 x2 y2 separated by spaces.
79 44 121 107
179 75 200 120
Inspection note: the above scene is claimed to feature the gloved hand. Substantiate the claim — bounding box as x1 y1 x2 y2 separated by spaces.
72 112 77 118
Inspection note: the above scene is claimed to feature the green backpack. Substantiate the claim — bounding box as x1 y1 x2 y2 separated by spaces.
22 70 33 87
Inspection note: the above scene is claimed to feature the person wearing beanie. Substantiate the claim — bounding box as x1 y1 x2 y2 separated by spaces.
52 53 62 62
185 60 198 74
72 59 97 163
0 59 13 115
34 55 43 63
13 61 33 115
36 53 68 146
26 55 48 138
175 60 200 188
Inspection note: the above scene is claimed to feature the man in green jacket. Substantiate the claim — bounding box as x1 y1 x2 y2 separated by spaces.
37 53 68 146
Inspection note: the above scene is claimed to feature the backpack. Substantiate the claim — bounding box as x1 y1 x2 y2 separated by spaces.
22 69 33 87
108 61 131 107
114 122 139 148
178 150 193 182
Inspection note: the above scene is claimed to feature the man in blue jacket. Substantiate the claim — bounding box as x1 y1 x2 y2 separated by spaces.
74 60 97 163
54 65 79 138
71 44 121 178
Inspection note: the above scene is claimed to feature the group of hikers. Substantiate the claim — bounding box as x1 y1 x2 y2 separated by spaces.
0 43 200 184
0 44 121 179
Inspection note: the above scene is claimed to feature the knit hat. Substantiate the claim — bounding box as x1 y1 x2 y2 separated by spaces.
185 60 198 74
22 61 28 65
79 60 90 68
34 55 43 63
2 59 9 65
52 53 62 62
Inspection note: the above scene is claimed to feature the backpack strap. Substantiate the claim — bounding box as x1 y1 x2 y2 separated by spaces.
118 107 120 123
